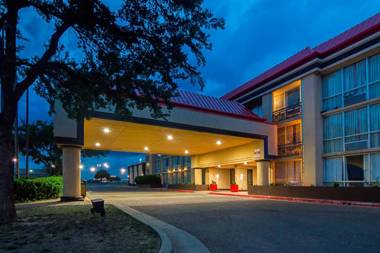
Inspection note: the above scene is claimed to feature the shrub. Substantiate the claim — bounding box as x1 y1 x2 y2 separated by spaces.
134 175 161 185
14 176 63 202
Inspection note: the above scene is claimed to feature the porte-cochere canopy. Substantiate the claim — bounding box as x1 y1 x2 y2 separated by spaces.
53 90 277 200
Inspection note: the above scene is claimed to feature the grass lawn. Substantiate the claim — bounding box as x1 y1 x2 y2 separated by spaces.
0 204 160 253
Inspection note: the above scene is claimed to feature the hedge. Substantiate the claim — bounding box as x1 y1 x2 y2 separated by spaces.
134 175 161 185
14 176 63 202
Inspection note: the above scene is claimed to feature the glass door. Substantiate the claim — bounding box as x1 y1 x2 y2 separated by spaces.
345 155 364 184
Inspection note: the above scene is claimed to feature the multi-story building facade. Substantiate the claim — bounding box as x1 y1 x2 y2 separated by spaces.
151 155 192 185
54 14 380 200
223 13 380 187
144 13 380 188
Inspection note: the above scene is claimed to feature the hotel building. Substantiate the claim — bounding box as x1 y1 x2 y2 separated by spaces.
53 13 380 199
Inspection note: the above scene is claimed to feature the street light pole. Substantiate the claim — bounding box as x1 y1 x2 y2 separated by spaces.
25 88 30 176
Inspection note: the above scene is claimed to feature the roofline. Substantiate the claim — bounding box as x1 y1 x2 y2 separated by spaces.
223 13 380 100
170 101 272 124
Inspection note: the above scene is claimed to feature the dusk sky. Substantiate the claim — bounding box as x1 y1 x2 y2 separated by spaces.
18 1 380 178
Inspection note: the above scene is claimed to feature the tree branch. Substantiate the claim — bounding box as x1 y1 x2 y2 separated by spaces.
15 22 70 100
0 13 7 28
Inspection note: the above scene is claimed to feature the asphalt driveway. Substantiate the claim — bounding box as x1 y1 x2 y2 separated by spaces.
88 184 380 253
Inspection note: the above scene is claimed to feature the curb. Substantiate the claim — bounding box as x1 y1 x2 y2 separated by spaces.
114 203 210 253
209 192 380 209
116 205 173 253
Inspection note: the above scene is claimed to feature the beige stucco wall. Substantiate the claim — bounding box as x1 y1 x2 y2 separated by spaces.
194 168 203 185
235 168 248 190
262 93 273 122
53 101 78 139
208 168 231 189
301 73 324 186
191 141 264 168
256 160 270 186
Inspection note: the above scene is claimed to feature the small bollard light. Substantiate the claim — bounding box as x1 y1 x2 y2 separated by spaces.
90 199 106 217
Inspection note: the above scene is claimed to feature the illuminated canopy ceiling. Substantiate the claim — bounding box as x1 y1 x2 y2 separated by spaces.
84 118 257 156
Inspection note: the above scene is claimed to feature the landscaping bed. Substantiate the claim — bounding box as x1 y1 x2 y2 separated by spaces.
248 185 380 203
0 204 160 253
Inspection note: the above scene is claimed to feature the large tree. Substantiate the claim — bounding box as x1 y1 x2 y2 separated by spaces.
0 0 224 224
18 120 106 175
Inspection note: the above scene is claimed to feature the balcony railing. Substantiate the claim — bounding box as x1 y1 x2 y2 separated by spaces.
278 142 303 157
272 102 301 122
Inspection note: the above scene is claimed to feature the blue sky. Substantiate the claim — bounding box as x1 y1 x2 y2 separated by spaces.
17 1 380 177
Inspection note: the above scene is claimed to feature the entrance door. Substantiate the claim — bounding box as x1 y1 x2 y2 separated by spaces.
247 169 253 186
201 168 206 185
230 169 235 184
346 155 364 181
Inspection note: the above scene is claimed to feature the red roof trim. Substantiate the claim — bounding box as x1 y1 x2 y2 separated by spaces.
223 13 380 100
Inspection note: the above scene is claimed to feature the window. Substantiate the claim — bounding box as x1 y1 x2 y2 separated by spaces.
278 124 302 156
286 88 300 107
322 70 342 111
343 60 366 106
346 155 364 181
275 160 302 185
369 54 380 99
370 103 380 148
344 107 368 150
322 53 380 112
272 86 301 122
323 113 343 153
323 157 344 183
371 153 380 182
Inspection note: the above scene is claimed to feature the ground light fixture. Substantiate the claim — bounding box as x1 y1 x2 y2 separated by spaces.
167 134 174 140
216 140 222 145
95 142 101 147
103 127 111 134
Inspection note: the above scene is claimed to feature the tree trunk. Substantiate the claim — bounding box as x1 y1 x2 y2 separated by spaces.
0 124 16 224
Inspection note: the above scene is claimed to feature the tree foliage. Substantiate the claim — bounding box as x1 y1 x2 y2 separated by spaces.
0 0 223 224
94 169 110 180
5 0 224 120
17 121 106 175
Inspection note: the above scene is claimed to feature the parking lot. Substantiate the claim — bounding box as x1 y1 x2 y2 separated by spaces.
89 185 380 253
